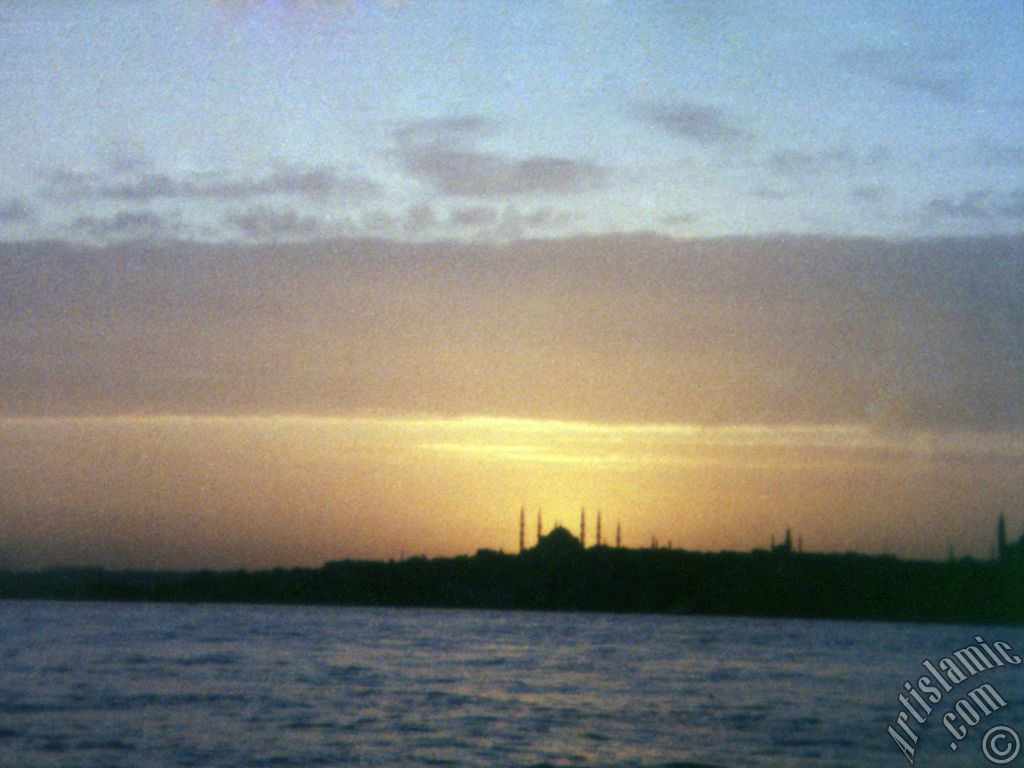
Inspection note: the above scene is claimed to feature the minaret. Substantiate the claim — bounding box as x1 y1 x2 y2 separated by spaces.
596 510 602 546
580 507 586 548
519 506 525 553
537 507 543 544
784 528 792 553
616 521 621 548
998 514 1007 561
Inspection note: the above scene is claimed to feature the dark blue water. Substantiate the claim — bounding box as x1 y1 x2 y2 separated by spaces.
1 601 1021 767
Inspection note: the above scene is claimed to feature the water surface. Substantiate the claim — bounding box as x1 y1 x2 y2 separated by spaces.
1 601 1021 767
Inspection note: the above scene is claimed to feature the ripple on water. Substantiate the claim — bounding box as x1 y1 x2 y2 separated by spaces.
3 602 1010 768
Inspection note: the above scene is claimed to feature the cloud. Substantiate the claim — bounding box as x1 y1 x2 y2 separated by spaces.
393 115 607 197
41 168 96 200
398 147 606 198
44 164 380 203
768 148 853 180
767 146 889 182
102 139 149 175
360 209 399 233
838 46 971 103
2 233 1021 434
492 206 571 240
850 185 889 204
661 212 699 227
393 116 495 147
360 203 438 236
893 73 968 103
444 204 570 239
977 141 1024 169
72 210 176 240
405 152 605 197
758 146 894 205
403 203 436 234
926 191 992 220
926 189 1024 222
0 197 34 223
751 186 791 201
633 101 751 146
223 206 319 239
449 206 498 227
1000 189 1024 220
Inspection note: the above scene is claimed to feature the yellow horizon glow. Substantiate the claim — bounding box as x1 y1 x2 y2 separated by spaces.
5 411 1021 460
0 412 1020 569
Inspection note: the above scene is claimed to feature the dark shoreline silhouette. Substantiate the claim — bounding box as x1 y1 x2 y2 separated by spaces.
2 527 1022 625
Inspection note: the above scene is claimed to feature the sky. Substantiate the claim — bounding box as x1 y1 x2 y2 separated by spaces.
0 1 1021 569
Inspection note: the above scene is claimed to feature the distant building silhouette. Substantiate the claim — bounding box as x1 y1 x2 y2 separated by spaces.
580 507 586 548
531 525 583 560
596 510 602 546
771 528 794 555
537 507 543 545
616 521 621 548
519 506 525 554
997 515 1024 564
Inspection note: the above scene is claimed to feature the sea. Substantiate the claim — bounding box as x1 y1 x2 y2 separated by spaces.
1 601 1022 768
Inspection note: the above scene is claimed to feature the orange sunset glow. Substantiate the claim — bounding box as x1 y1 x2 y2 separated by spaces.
1 3 1022 572
1 234 1022 569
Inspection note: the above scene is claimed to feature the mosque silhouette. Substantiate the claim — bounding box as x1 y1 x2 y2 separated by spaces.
0 510 1021 624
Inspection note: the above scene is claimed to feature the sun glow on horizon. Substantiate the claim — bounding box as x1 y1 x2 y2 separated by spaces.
1 0 1022 605
0 412 1020 570
5 411 1021 460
